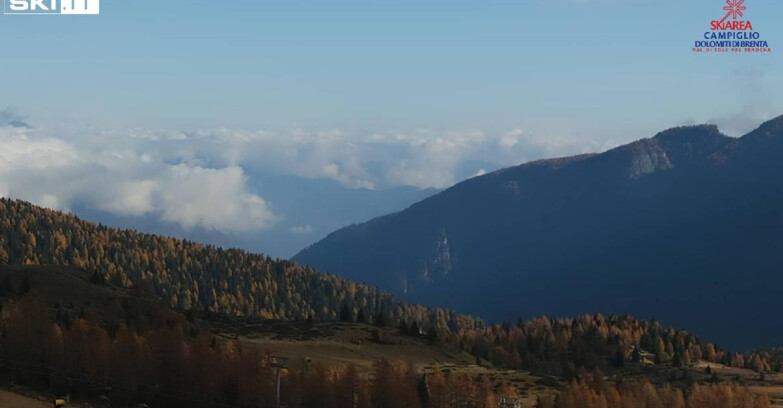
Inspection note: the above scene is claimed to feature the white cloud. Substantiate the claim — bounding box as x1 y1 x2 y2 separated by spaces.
499 129 522 149
0 125 279 233
382 129 487 188
0 129 77 171
0 112 609 232
98 180 159 217
115 125 598 190
40 194 62 211
159 165 277 232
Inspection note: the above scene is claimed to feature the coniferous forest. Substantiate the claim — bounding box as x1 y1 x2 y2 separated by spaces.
0 290 775 408
0 198 781 407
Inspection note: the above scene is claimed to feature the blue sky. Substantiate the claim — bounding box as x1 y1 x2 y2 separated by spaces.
2 0 781 133
0 0 782 252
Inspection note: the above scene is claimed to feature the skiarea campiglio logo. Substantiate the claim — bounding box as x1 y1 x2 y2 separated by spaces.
693 0 771 53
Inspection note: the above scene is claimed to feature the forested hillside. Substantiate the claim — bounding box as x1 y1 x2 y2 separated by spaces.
2 199 781 378
0 198 472 331
538 377 772 408
1 279 777 408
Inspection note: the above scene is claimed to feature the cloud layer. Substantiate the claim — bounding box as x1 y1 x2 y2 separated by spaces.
0 126 276 233
0 117 609 233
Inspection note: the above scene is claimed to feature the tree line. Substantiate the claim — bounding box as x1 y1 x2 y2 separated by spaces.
1 291 772 408
0 198 478 332
0 292 517 408
0 198 780 377
535 369 770 408
452 313 771 376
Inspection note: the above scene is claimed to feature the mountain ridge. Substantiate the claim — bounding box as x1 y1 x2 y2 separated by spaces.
293 116 783 350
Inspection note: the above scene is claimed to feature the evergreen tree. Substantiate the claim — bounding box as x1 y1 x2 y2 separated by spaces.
672 350 683 367
427 328 439 342
631 346 642 363
410 321 420 337
374 312 389 327
356 308 367 323
339 303 353 322
613 348 626 368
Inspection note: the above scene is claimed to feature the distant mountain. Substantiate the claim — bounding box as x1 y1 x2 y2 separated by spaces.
7 119 30 129
293 115 783 350
71 175 436 258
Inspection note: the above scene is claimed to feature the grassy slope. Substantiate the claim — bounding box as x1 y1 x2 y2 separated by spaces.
2 265 782 407
0 265 556 407
224 320 554 406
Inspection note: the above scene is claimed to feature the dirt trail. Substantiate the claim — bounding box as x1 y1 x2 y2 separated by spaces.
0 391 49 408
